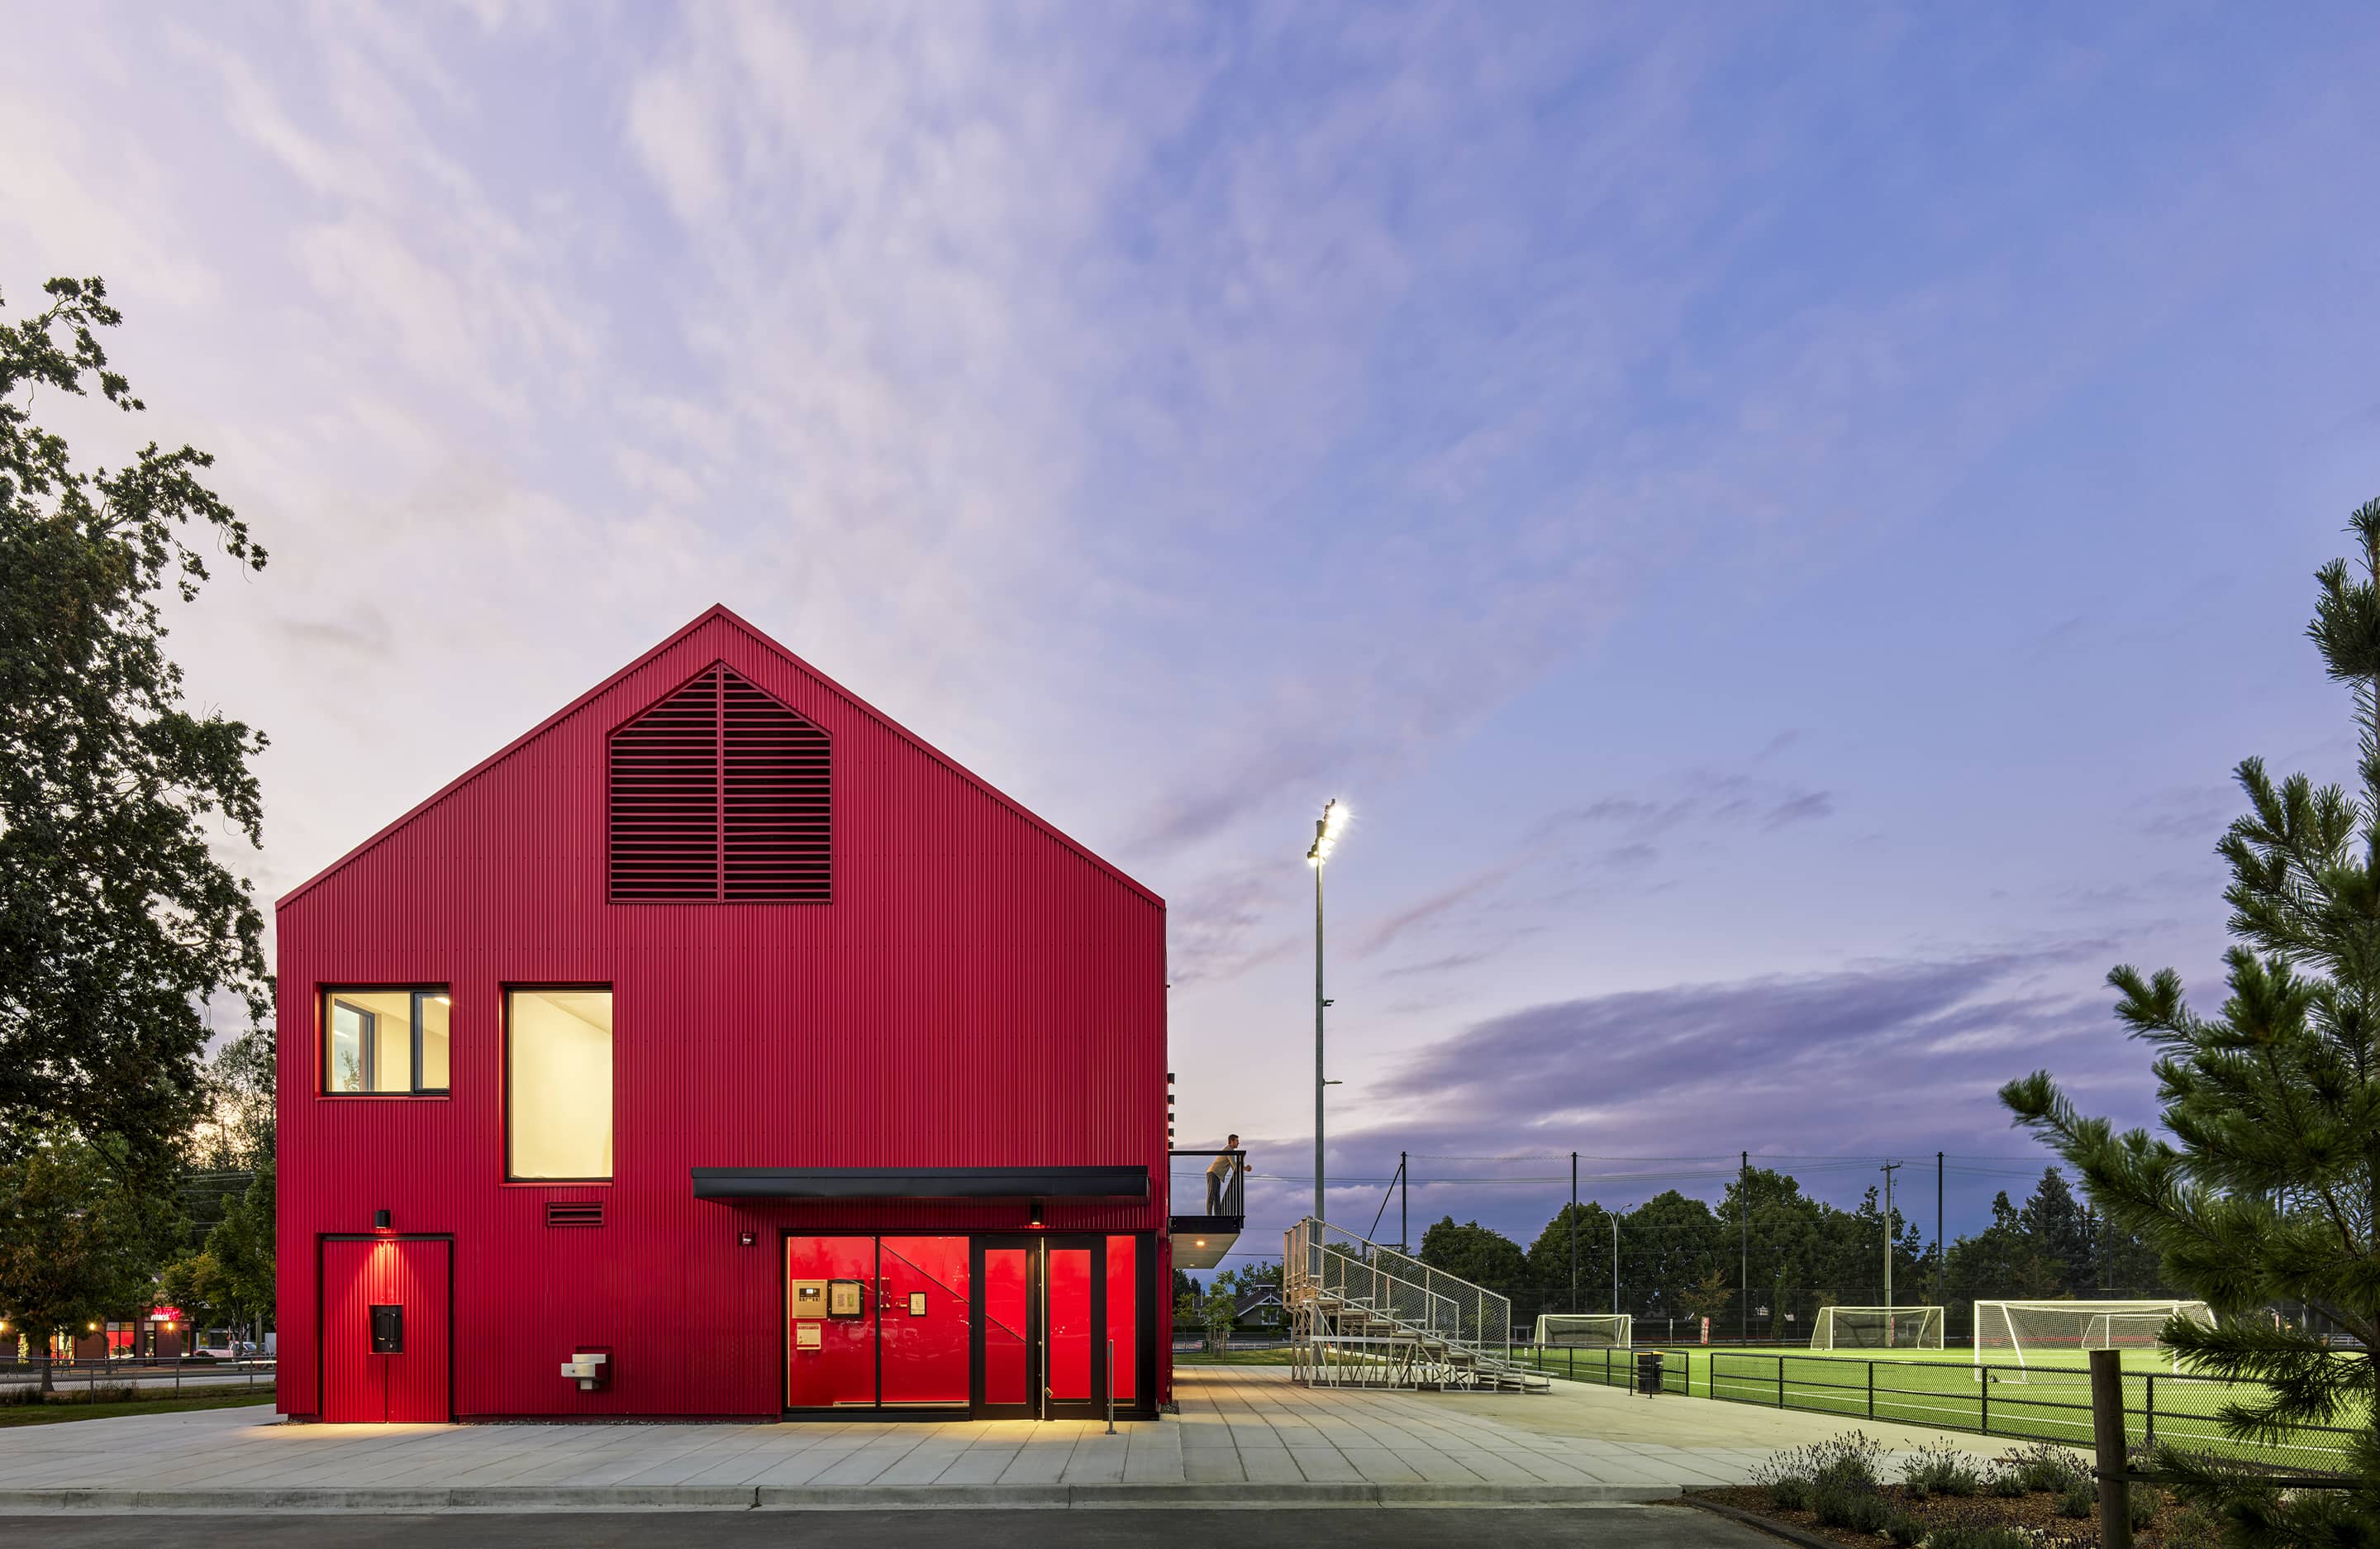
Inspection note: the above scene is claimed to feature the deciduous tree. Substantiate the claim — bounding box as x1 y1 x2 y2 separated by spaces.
0 276 271 1179
0 1126 173 1389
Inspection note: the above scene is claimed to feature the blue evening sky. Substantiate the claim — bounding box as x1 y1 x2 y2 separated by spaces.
6 2 2378 1259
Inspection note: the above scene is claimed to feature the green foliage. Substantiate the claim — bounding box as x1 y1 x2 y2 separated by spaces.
2002 1442 2089 1494
1811 1481 1887 1533
1902 1439 1983 1497
1925 1527 2035 1549
0 276 270 1181
202 1167 274 1329
2056 1478 2096 1518
1985 1466 2026 1498
2003 497 2380 1546
0 1127 176 1386
1418 1216 1527 1288
2162 1497 2225 1549
1881 1510 1925 1547
1751 1429 1887 1521
2130 1481 2163 1528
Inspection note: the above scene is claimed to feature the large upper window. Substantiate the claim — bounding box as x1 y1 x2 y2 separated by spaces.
322 989 450 1095
607 662 831 903
507 989 613 1180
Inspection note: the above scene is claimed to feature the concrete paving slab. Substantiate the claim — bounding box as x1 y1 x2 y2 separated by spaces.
0 1363 2041 1511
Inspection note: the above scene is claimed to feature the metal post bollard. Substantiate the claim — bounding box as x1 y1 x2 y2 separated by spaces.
1106 1339 1116 1434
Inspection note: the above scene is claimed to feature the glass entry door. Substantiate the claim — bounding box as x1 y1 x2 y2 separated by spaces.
971 1236 1108 1419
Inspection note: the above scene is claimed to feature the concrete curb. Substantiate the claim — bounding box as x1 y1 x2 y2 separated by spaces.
1679 1495 1844 1549
0 1481 1684 1513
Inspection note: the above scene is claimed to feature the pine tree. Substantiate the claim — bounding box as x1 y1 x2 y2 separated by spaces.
2004 498 2380 1545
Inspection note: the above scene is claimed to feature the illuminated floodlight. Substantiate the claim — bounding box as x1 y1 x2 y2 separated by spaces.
1307 799 1349 865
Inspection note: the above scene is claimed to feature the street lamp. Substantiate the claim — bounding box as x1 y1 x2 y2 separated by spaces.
1307 798 1349 1226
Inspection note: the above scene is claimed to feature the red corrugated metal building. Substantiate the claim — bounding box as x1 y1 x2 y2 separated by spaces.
274 607 1173 1421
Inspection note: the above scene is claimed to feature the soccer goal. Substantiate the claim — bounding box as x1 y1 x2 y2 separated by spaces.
1809 1305 1944 1351
1973 1299 2215 1380
1533 1313 1632 1348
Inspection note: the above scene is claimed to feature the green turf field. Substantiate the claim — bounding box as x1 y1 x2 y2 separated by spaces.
1511 1342 2359 1472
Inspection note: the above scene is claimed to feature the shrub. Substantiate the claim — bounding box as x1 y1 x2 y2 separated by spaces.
2006 1441 2090 1494
1752 1431 1886 1513
2162 1499 2224 1549
1902 1439 1985 1497
2129 1482 2163 1528
1985 1465 2026 1498
1812 1482 1889 1534
2057 1478 2097 1518
1883 1511 1925 1546
1927 1528 2036 1549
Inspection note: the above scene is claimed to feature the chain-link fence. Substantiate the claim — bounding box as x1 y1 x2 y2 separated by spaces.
1511 1342 2359 1472
0 1356 277 1404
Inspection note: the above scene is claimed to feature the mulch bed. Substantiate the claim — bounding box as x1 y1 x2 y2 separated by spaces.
1692 1484 2193 1549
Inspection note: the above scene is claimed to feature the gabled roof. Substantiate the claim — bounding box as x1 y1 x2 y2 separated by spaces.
276 603 1160 911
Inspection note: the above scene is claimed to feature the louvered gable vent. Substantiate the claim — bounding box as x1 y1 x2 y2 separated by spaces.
608 663 831 903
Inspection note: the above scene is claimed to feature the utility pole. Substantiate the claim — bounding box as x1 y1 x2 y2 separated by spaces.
1882 1161 1903 1313
1570 1152 1579 1314
1399 1151 1408 1252
1936 1151 1945 1307
1740 1151 1749 1344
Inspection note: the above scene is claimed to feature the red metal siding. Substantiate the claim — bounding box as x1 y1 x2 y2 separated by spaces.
275 608 1169 1419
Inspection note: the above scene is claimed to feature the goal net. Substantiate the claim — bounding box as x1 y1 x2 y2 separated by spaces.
1809 1305 1944 1351
1973 1300 2214 1380
1533 1313 1632 1348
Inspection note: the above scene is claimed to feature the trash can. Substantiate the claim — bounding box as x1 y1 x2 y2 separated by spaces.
1635 1350 1665 1395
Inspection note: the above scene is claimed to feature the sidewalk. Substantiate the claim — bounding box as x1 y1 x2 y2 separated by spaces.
0 1366 2014 1511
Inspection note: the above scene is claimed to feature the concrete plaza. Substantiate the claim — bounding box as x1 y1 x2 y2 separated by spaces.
0 1365 2014 1510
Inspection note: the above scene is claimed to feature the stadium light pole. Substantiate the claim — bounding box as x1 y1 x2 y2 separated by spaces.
1307 799 1349 1227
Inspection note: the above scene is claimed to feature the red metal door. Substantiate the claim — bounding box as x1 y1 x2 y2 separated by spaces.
878 1237 969 1408
321 1238 450 1423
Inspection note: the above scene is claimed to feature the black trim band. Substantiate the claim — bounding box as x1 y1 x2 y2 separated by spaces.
693 1166 1148 1201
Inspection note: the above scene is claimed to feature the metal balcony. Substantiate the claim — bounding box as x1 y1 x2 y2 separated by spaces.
1168 1149 1245 1270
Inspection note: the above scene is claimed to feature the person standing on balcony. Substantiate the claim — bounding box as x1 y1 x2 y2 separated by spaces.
1207 1138 1243 1214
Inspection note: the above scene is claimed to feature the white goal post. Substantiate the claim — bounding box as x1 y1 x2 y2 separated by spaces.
1973 1299 2214 1380
1809 1305 1944 1351
1533 1313 1632 1348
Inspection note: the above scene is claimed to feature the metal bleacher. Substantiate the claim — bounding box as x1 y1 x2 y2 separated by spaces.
1284 1218 1549 1394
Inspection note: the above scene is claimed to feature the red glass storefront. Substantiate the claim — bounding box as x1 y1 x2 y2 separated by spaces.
785 1233 1150 1418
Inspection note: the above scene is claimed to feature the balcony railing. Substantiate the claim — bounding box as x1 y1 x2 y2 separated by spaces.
1168 1150 1246 1220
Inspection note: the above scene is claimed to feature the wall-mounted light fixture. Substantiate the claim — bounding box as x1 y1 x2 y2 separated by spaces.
1028 1197 1047 1228
738 1230 755 1247
374 1209 392 1229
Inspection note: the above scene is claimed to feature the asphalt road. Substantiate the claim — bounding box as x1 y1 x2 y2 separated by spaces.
0 1508 1768 1547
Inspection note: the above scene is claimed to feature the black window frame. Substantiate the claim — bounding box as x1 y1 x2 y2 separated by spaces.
321 987 452 1098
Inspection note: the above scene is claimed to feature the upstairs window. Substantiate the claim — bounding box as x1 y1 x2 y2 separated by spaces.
323 989 450 1095
607 663 831 903
507 988 613 1180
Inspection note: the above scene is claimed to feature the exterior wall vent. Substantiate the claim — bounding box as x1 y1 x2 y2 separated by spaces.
545 1200 605 1228
608 663 831 903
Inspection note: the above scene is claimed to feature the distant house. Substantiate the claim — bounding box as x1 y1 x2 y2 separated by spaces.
1235 1286 1285 1331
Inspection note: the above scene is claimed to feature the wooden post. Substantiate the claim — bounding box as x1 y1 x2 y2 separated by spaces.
2090 1347 2134 1549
